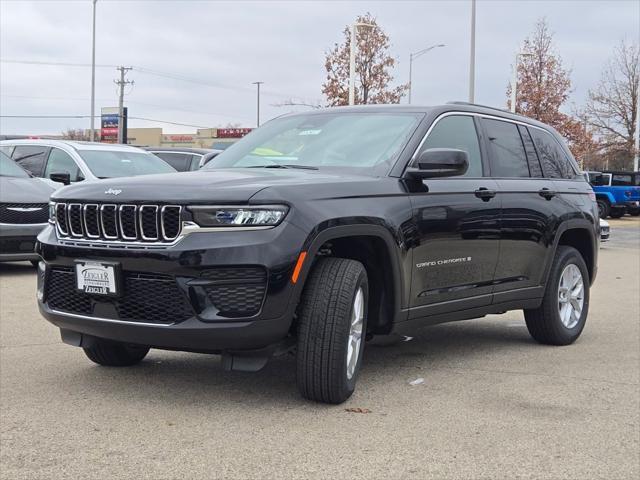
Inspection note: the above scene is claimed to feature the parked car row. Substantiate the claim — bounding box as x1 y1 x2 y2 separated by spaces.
143 147 222 171
584 170 640 219
0 151 55 264
0 140 184 265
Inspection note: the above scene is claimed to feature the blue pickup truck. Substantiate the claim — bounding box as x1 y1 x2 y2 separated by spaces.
586 171 640 218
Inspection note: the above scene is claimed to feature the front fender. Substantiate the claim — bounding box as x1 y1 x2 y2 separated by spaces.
290 222 408 324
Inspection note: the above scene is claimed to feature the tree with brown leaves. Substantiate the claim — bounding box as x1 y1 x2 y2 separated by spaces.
322 13 408 106
584 41 639 171
507 18 594 163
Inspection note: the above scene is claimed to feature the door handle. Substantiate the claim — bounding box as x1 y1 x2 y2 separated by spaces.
538 188 557 200
474 187 496 201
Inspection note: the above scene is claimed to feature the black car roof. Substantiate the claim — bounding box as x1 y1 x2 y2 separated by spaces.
284 102 555 132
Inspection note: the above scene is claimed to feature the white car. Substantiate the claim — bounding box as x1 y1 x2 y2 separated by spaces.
0 140 176 185
599 218 610 242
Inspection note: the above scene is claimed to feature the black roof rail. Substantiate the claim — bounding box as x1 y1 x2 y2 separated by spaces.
446 101 513 115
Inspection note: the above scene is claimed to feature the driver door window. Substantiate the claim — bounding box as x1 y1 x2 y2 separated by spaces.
44 148 82 181
417 115 483 177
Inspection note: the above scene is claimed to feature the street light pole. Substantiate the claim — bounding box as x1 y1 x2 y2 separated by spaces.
634 97 639 171
348 22 374 106
253 81 263 127
408 44 445 104
468 0 476 103
510 52 533 113
90 0 97 141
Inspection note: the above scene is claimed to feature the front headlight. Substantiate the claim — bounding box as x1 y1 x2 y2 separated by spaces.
188 205 289 227
49 202 56 225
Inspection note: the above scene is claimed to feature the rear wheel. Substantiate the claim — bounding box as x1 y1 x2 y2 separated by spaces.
524 246 589 345
629 208 640 217
296 257 368 404
596 199 610 219
83 339 150 366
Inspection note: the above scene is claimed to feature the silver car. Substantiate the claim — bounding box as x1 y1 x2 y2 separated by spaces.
0 152 54 264
0 140 176 185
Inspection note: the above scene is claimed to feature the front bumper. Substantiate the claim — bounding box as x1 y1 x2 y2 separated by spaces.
0 222 47 262
36 222 308 352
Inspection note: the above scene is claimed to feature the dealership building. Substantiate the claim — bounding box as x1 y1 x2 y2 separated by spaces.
125 127 252 149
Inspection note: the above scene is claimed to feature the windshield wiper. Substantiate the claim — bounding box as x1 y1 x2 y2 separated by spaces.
248 164 319 170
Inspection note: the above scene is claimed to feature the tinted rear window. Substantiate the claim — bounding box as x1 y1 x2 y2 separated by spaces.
529 128 576 179
12 145 49 176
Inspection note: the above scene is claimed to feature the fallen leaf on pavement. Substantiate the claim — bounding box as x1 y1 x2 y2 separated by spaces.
345 407 372 414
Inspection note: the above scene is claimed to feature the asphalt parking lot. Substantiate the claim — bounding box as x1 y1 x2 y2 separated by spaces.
1 217 638 480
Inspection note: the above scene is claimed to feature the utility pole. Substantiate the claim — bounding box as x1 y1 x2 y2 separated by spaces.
634 97 639 171
252 81 263 127
468 0 476 103
115 66 133 144
90 0 97 142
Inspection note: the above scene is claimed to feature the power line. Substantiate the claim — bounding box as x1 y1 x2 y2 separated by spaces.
0 94 250 120
0 115 209 129
0 59 117 68
1 58 317 103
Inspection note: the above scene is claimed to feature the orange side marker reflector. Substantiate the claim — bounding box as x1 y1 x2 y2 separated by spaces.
291 251 307 284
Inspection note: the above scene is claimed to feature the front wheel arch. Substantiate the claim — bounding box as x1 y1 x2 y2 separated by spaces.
292 225 406 331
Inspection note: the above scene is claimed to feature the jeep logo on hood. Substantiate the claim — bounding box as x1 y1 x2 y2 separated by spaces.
104 188 122 196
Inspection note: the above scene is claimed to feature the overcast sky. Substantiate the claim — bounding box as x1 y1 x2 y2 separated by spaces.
1 0 638 135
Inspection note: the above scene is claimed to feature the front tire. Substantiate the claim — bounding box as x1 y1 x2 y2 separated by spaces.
83 339 150 366
296 257 368 404
524 246 589 345
596 199 610 219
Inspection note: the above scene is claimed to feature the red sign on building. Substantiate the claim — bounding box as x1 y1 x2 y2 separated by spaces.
217 128 253 138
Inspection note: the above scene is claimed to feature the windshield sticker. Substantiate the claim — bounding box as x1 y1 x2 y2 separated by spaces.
298 129 322 136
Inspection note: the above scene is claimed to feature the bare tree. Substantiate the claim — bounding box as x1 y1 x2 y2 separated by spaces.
323 12 408 106
585 40 639 170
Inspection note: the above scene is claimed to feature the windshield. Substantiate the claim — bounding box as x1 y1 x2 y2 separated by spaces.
205 112 423 171
0 152 30 178
77 150 176 178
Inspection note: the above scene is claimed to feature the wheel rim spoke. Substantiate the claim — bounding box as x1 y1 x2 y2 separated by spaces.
557 264 584 329
346 288 364 380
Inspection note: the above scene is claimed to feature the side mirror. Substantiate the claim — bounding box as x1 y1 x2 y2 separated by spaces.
49 172 71 185
405 148 469 179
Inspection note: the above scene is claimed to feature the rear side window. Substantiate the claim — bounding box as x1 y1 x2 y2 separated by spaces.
611 174 633 186
529 128 576 179
12 145 49 177
418 115 483 177
153 152 191 171
518 125 543 177
482 119 529 177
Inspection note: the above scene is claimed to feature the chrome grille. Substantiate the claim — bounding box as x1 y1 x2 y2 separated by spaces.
53 202 182 243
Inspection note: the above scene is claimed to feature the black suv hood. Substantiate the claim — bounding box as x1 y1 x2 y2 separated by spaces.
51 168 376 203
0 176 55 204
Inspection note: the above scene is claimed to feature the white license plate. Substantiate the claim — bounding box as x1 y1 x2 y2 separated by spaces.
76 261 118 296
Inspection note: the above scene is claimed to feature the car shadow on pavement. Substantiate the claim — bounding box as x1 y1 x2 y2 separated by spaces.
59 317 535 408
0 262 37 276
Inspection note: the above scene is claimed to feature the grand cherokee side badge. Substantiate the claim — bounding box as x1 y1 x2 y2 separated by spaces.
416 256 472 268
104 188 122 196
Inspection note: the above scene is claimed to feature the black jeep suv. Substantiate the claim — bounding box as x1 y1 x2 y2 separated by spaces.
37 103 599 404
